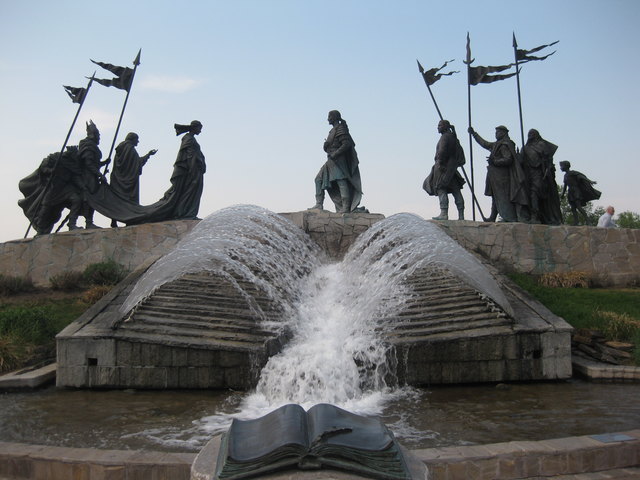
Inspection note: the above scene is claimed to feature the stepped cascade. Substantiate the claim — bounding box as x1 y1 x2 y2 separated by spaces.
57 205 571 395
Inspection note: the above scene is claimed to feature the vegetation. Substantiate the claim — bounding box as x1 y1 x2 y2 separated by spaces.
50 259 129 291
0 260 129 374
510 272 640 364
0 274 35 296
617 211 640 229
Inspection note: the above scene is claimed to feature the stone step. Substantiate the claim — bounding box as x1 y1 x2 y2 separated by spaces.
128 314 276 336
119 322 271 345
390 311 505 330
386 317 513 339
397 303 494 319
133 303 280 323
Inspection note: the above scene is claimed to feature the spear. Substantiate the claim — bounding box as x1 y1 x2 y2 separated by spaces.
464 32 477 221
417 60 486 220
102 49 142 176
513 33 526 151
24 73 95 238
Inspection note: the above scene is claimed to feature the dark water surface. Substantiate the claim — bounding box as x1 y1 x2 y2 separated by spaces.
1 379 639 452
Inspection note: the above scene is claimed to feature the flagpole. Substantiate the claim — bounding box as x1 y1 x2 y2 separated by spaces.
102 49 141 176
24 74 95 238
464 33 477 221
513 33 525 151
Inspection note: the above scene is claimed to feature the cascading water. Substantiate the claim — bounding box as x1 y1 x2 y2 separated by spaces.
126 207 512 448
120 205 324 327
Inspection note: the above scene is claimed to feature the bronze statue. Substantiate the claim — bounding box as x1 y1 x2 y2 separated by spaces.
163 120 206 220
78 120 107 229
423 120 465 220
559 161 601 225
109 132 157 227
18 147 84 235
310 110 363 213
522 129 562 225
469 125 528 222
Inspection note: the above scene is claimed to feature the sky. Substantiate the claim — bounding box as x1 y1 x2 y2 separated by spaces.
1 0 638 243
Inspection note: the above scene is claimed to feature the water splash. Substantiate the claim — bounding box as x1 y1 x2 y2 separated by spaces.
120 205 323 322
120 208 513 443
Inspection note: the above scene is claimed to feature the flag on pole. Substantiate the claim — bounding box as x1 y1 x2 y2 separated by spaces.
417 59 459 86
514 36 559 63
63 85 87 104
91 59 135 91
465 34 517 85
468 64 519 85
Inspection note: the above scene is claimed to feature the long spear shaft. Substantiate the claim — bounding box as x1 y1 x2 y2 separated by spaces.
466 56 477 221
513 33 525 151
102 49 141 176
24 74 95 238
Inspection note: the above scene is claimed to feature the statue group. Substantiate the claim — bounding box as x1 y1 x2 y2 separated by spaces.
424 121 599 225
18 108 601 236
19 120 206 235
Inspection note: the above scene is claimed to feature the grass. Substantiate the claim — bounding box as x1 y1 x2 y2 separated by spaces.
0 292 92 374
0 261 129 374
510 272 640 364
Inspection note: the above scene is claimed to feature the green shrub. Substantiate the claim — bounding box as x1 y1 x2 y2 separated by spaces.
50 270 85 291
0 306 59 344
0 274 35 295
82 259 128 286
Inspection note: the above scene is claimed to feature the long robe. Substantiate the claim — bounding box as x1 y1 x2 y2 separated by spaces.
316 122 363 212
523 138 563 225
423 131 465 196
85 132 206 224
110 140 148 203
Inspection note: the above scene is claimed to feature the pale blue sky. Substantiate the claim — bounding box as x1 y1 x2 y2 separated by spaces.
1 0 638 242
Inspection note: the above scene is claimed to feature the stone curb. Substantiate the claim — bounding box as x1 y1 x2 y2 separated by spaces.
414 429 640 479
0 364 56 391
572 355 640 382
1 430 639 480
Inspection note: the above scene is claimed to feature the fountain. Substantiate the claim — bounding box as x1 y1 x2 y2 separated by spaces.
57 205 571 396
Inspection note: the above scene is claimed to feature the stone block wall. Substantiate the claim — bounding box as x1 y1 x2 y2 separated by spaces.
0 220 198 287
279 210 385 260
2 216 638 288
437 221 640 287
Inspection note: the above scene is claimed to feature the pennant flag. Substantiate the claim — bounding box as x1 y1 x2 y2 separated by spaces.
63 85 87 104
465 33 516 85
469 64 518 85
417 59 459 86
91 59 134 91
514 38 559 63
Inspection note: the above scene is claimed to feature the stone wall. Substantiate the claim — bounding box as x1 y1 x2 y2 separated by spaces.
279 210 385 259
437 221 640 287
0 220 198 287
2 216 639 288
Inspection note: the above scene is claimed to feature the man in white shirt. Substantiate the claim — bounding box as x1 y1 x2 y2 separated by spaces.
597 206 617 228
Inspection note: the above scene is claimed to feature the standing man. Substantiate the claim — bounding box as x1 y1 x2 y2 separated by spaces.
522 129 562 225
310 110 363 213
597 206 617 228
78 120 108 229
423 120 465 220
468 125 528 222
109 132 157 227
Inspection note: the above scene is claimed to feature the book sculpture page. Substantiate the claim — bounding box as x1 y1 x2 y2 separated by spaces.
214 403 411 479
